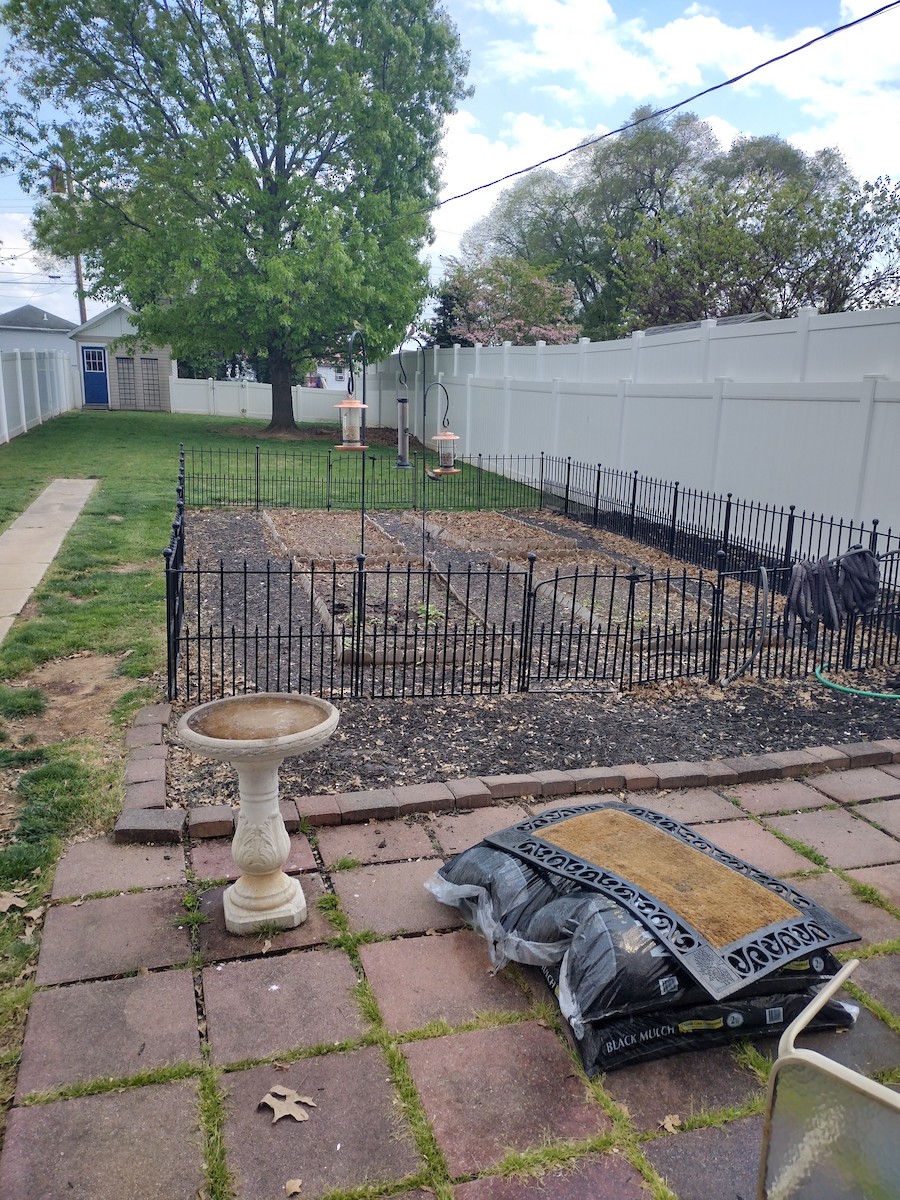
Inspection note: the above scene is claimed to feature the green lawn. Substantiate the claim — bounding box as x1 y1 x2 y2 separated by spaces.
0 410 359 680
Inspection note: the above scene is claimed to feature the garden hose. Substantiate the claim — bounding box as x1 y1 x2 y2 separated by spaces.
814 665 900 699
785 546 880 636
720 564 769 686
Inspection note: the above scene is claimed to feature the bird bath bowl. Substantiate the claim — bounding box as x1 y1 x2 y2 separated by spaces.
177 693 339 935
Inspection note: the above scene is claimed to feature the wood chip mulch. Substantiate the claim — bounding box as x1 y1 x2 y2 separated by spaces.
169 673 900 802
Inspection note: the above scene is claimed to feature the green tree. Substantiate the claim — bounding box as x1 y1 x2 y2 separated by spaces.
616 172 900 327
454 109 719 340
450 113 900 339
3 0 468 429
436 255 580 345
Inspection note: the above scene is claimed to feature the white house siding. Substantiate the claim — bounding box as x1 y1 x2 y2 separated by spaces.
0 328 77 362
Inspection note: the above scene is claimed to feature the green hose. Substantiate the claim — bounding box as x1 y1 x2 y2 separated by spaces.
814 665 900 699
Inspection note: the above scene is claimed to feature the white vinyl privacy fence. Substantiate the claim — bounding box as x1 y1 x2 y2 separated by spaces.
169 377 340 424
368 306 900 535
0 350 79 444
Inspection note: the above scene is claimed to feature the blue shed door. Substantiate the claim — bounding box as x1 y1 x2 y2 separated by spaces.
82 346 109 406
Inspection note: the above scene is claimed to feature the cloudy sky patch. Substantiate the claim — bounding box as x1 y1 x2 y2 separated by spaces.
426 0 900 280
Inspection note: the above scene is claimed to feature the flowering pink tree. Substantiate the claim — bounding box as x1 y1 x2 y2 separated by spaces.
436 256 581 345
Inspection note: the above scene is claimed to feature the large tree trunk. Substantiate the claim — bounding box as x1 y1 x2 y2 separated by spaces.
265 345 298 432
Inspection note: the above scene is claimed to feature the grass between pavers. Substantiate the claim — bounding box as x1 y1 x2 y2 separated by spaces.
0 738 124 1139
17 1059 200 1107
196 1066 238 1200
840 873 900 921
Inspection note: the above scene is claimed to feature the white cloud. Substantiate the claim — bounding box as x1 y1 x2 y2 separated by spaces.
462 0 900 181
427 107 598 273
634 15 815 91
703 115 742 153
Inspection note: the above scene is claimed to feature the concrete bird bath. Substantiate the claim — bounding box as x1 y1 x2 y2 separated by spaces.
177 693 339 935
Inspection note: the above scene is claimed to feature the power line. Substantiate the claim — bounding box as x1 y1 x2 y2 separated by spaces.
435 0 900 211
0 279 75 286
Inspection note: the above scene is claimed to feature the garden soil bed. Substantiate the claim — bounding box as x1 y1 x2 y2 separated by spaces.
172 508 900 801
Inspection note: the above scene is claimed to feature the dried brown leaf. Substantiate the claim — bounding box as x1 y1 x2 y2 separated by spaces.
285 1181 302 1197
259 1086 316 1124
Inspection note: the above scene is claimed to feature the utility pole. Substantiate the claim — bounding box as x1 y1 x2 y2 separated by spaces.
53 162 87 324
66 167 88 325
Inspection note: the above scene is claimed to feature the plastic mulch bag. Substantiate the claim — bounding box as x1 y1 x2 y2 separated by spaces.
546 979 857 1074
426 832 856 1073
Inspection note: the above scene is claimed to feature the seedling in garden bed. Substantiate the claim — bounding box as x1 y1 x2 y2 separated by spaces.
416 602 444 627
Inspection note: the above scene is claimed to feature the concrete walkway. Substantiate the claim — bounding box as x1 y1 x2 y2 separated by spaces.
2 712 900 1199
0 479 97 645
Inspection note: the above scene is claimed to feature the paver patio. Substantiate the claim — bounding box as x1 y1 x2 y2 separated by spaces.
5 723 900 1200
222 1051 422 1199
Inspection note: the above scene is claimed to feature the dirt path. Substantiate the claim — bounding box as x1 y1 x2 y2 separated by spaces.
0 655 135 843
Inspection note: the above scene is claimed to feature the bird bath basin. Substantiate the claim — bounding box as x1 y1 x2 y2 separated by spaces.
177 693 339 935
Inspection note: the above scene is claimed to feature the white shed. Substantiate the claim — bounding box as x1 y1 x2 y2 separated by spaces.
70 304 174 411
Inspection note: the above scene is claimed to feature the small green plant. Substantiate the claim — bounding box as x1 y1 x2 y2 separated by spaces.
252 920 284 941
416 602 444 628
330 855 361 871
174 889 209 928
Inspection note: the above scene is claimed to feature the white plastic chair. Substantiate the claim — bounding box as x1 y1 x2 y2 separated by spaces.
758 959 900 1199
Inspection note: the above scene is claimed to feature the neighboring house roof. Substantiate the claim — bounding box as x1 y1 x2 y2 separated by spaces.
0 304 77 332
644 313 775 336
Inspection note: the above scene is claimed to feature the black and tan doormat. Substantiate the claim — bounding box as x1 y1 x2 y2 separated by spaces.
484 803 858 1000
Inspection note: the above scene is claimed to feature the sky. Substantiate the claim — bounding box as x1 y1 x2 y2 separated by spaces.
426 0 900 272
0 0 899 324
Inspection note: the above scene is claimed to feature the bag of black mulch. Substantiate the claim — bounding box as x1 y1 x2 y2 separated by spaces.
541 977 857 1074
425 802 859 1072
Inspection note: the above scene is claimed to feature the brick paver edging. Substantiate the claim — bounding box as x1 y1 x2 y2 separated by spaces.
112 709 900 843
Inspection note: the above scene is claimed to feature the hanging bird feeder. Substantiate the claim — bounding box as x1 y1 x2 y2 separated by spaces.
432 427 460 475
335 392 368 451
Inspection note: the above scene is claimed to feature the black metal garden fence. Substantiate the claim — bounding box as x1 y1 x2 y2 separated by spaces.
164 444 900 700
180 443 900 568
166 547 726 703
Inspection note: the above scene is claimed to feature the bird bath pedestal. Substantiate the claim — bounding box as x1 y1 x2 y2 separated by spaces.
177 693 339 935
